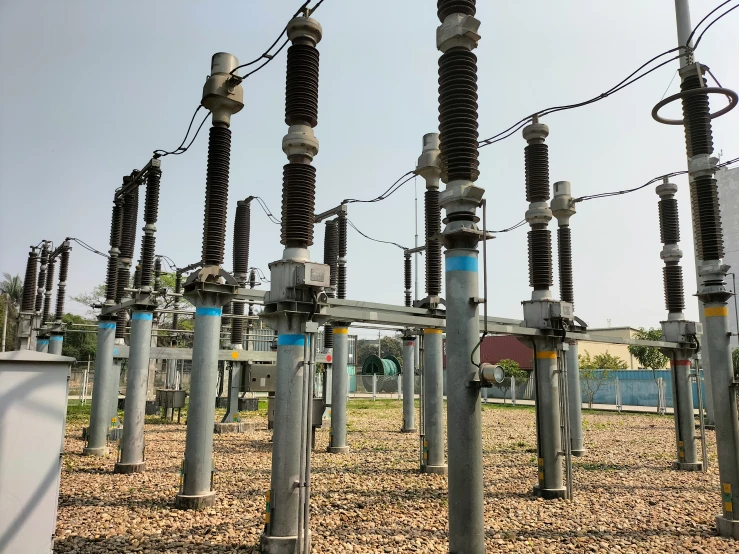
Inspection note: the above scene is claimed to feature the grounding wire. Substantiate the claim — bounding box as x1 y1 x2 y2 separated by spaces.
347 219 406 250
249 266 271 283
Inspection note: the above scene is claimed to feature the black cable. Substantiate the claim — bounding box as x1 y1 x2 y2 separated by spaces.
347 219 406 250
253 196 281 224
342 171 416 205
158 255 178 272
229 0 326 81
68 238 109 259
687 0 736 47
694 3 739 49
249 266 271 283
491 219 526 233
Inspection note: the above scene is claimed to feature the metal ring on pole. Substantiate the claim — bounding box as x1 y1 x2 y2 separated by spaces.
651 86 738 125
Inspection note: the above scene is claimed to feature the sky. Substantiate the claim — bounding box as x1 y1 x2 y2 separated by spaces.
1 0 738 341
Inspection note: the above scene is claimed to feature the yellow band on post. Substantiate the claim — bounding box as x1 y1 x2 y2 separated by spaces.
536 351 557 359
332 327 349 334
424 328 443 334
705 306 729 317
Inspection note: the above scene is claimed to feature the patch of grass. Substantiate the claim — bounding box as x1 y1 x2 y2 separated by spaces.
348 399 398 410
481 402 535 412
66 402 92 424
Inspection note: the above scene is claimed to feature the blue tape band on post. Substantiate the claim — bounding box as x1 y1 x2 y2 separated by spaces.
195 307 222 317
132 312 153 321
38 340 49 345
446 256 478 272
50 336 63 341
99 322 117 329
277 334 306 346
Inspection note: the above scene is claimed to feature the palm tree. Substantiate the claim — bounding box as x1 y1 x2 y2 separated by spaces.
1 273 23 306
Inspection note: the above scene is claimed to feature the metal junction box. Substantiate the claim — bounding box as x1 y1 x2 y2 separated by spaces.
243 364 277 392
295 262 330 287
155 389 187 409
522 299 573 329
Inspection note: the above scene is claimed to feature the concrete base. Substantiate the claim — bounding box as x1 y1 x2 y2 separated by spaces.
175 491 217 510
533 485 567 500
716 515 739 539
421 464 448 475
260 531 310 554
327 446 349 454
571 449 586 457
400 427 417 433
82 446 109 457
113 461 146 474
214 421 256 434
672 461 703 471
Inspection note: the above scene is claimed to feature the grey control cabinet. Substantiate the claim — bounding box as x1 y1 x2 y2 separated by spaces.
0 350 74 554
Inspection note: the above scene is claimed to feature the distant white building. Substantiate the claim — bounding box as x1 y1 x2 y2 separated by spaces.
716 165 739 350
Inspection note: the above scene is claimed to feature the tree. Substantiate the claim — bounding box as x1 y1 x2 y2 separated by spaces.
628 327 669 369
61 313 98 361
356 336 403 370
579 350 625 408
72 284 107 315
493 358 527 403
1 273 23 306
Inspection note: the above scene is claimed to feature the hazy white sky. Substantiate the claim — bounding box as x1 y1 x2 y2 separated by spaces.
1 0 738 339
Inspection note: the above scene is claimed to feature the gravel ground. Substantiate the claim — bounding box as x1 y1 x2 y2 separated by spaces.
55 400 737 553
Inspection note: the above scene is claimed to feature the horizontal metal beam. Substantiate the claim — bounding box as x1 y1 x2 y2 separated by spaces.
111 346 333 364
314 203 347 224
407 245 426 255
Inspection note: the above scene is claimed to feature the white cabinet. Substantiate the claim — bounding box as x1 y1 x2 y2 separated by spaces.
0 351 73 554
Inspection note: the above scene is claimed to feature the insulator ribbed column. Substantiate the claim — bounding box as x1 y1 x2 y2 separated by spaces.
404 250 412 307
656 180 686 314
42 258 55 324
425 189 441 296
133 262 142 289
139 163 161 288
153 257 162 292
35 244 49 314
323 219 338 349
557 227 574 306
201 127 231 266
231 199 251 346
117 186 139 338
21 248 38 312
106 200 123 303
55 243 70 321
523 120 553 294
337 215 347 299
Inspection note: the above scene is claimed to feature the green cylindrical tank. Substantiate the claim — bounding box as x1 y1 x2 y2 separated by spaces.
362 354 399 376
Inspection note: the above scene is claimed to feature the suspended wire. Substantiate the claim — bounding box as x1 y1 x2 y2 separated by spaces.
153 106 211 158
342 171 416 205
686 0 735 47
694 3 739 49
347 219 406 250
158 255 178 272
253 196 281 224
491 219 527 234
68 238 109 259
229 0 326 81
249 267 271 283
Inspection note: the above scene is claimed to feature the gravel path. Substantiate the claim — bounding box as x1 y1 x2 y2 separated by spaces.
55 401 737 553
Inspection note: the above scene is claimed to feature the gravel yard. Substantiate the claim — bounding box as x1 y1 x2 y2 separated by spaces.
55 400 737 553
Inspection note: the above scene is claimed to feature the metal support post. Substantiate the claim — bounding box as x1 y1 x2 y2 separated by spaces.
422 328 446 474
223 355 242 423
111 356 122 424
566 341 585 454
532 339 566 499
670 352 701 470
511 375 516 405
328 326 349 453
36 337 49 353
82 318 117 456
114 310 153 473
401 335 416 432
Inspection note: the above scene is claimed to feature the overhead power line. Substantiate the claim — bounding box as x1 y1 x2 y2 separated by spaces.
341 171 416 205
347 219 406 250
67 238 109 259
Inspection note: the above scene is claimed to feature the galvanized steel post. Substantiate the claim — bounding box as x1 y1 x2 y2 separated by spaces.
422 328 446 473
82 319 117 456
48 334 63 355
565 342 584 455
401 335 416 432
329 326 349 453
114 311 153 473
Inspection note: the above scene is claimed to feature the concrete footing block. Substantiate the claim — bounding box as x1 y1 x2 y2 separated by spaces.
672 461 703 471
213 421 257 434
716 515 739 539
82 446 109 457
175 491 217 510
327 445 349 454
400 427 418 433
533 485 567 500
421 464 448 475
260 531 310 554
113 461 146 474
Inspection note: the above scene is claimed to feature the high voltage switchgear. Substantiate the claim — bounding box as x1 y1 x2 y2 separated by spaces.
434 0 485 551
176 51 244 510
322 219 338 349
